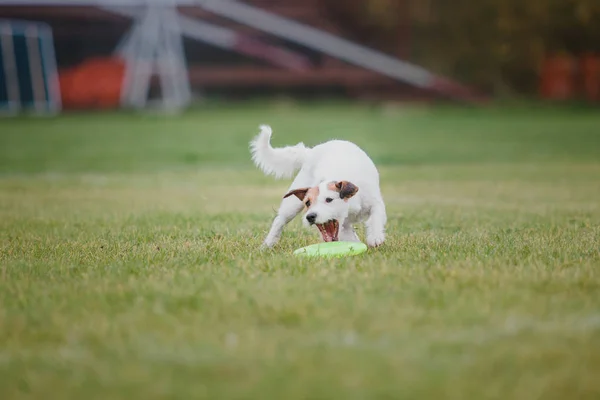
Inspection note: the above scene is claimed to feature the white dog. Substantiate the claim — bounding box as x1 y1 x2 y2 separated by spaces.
250 125 386 248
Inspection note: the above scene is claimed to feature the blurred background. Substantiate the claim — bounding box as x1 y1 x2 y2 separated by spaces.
1 0 599 113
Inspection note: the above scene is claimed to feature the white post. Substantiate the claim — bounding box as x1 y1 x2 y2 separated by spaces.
124 6 161 109
39 23 62 113
25 24 46 113
155 6 190 109
0 22 20 113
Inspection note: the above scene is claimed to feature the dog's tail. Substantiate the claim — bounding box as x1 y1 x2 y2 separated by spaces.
250 125 309 179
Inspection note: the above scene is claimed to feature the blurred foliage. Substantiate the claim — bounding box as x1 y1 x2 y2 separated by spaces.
322 0 600 95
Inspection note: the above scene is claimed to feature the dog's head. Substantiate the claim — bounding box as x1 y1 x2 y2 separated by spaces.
283 180 359 242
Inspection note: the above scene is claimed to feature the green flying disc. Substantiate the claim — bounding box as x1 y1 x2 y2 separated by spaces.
293 241 368 258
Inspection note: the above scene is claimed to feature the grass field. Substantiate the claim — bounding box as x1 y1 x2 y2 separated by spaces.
1 103 599 399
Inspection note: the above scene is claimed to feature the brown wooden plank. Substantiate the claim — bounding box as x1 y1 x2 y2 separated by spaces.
187 65 395 87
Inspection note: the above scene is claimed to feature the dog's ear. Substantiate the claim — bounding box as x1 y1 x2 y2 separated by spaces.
283 187 310 201
333 181 359 200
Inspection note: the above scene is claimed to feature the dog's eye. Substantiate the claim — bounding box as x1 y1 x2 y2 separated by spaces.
305 200 311 207
325 197 333 203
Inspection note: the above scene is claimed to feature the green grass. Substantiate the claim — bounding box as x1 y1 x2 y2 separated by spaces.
1 104 599 399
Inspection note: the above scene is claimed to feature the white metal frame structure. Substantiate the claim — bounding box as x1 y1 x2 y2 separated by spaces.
0 18 61 115
0 0 484 107
116 5 191 110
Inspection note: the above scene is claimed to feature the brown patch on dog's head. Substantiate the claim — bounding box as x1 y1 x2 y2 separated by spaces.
283 186 320 209
283 188 309 201
328 181 359 200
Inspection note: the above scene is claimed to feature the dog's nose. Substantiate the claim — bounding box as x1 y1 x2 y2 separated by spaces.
306 213 317 224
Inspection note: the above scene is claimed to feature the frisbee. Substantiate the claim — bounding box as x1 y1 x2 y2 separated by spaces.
293 241 368 258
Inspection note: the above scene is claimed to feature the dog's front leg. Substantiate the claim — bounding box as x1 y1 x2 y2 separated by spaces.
338 220 361 242
262 196 304 248
365 201 387 248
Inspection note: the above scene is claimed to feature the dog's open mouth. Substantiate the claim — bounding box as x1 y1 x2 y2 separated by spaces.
316 220 339 242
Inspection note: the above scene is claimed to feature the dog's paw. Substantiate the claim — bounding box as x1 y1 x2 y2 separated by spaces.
261 239 277 250
366 233 385 248
338 229 360 243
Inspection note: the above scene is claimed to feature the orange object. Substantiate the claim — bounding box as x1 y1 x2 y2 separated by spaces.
58 57 125 109
581 54 600 102
539 54 577 101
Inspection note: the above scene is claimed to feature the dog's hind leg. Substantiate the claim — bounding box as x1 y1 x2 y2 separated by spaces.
365 200 387 248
